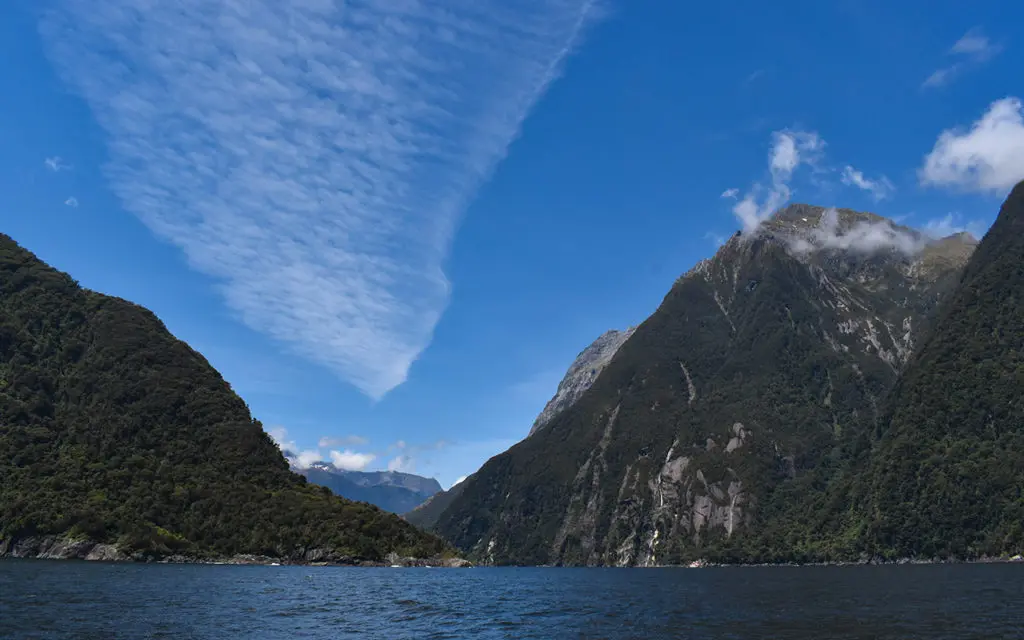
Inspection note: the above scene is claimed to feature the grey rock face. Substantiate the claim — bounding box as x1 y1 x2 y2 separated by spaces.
528 328 636 437
1 536 129 562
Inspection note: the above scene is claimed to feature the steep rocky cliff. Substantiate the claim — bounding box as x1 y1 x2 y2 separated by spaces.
433 204 977 566
529 328 636 436
408 328 635 529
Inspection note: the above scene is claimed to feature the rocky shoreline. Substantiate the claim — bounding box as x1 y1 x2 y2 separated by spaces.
0 536 472 568
609 555 1024 568
5 536 1021 569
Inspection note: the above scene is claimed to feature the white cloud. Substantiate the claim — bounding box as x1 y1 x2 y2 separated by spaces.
330 449 376 471
451 475 468 489
41 0 601 400
386 454 415 473
267 426 323 469
720 188 739 199
293 449 325 469
788 208 924 256
841 165 894 200
731 129 823 234
318 435 368 448
919 97 1024 193
45 156 69 172
922 213 988 240
770 130 822 177
923 28 1001 89
64 197 79 207
268 426 291 448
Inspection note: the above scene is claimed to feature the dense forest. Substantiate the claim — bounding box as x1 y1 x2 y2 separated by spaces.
0 235 449 562
847 180 1024 559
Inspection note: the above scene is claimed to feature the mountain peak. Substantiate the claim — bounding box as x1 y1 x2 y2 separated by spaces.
759 204 928 259
765 203 891 231
527 327 636 437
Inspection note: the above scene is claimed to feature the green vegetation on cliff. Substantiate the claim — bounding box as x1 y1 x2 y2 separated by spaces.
849 180 1024 560
0 235 448 561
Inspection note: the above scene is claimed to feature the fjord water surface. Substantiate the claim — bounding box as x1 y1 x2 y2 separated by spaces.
1 560 1022 639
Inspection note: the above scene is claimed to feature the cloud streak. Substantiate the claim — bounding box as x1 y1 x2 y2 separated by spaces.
923 28 1001 89
841 165 894 200
920 97 1024 193
41 0 600 399
45 157 70 172
64 197 79 208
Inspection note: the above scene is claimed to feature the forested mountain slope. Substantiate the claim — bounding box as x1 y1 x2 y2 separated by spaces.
433 205 980 565
0 235 448 562
848 180 1024 560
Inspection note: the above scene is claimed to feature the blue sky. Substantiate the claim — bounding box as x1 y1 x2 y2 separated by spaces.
1 0 1021 488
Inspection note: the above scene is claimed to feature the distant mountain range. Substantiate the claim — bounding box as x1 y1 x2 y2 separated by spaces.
419 183 1024 565
286 457 442 514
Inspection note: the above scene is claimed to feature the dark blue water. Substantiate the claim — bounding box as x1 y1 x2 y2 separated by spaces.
1 560 1022 639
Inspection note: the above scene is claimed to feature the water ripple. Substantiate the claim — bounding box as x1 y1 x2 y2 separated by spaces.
1 561 1023 639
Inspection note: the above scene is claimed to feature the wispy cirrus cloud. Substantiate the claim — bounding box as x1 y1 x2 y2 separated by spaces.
841 165 894 200
923 28 1001 89
41 0 601 399
45 156 70 172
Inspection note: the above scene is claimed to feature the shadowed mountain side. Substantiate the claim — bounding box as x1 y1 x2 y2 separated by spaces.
0 234 450 563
